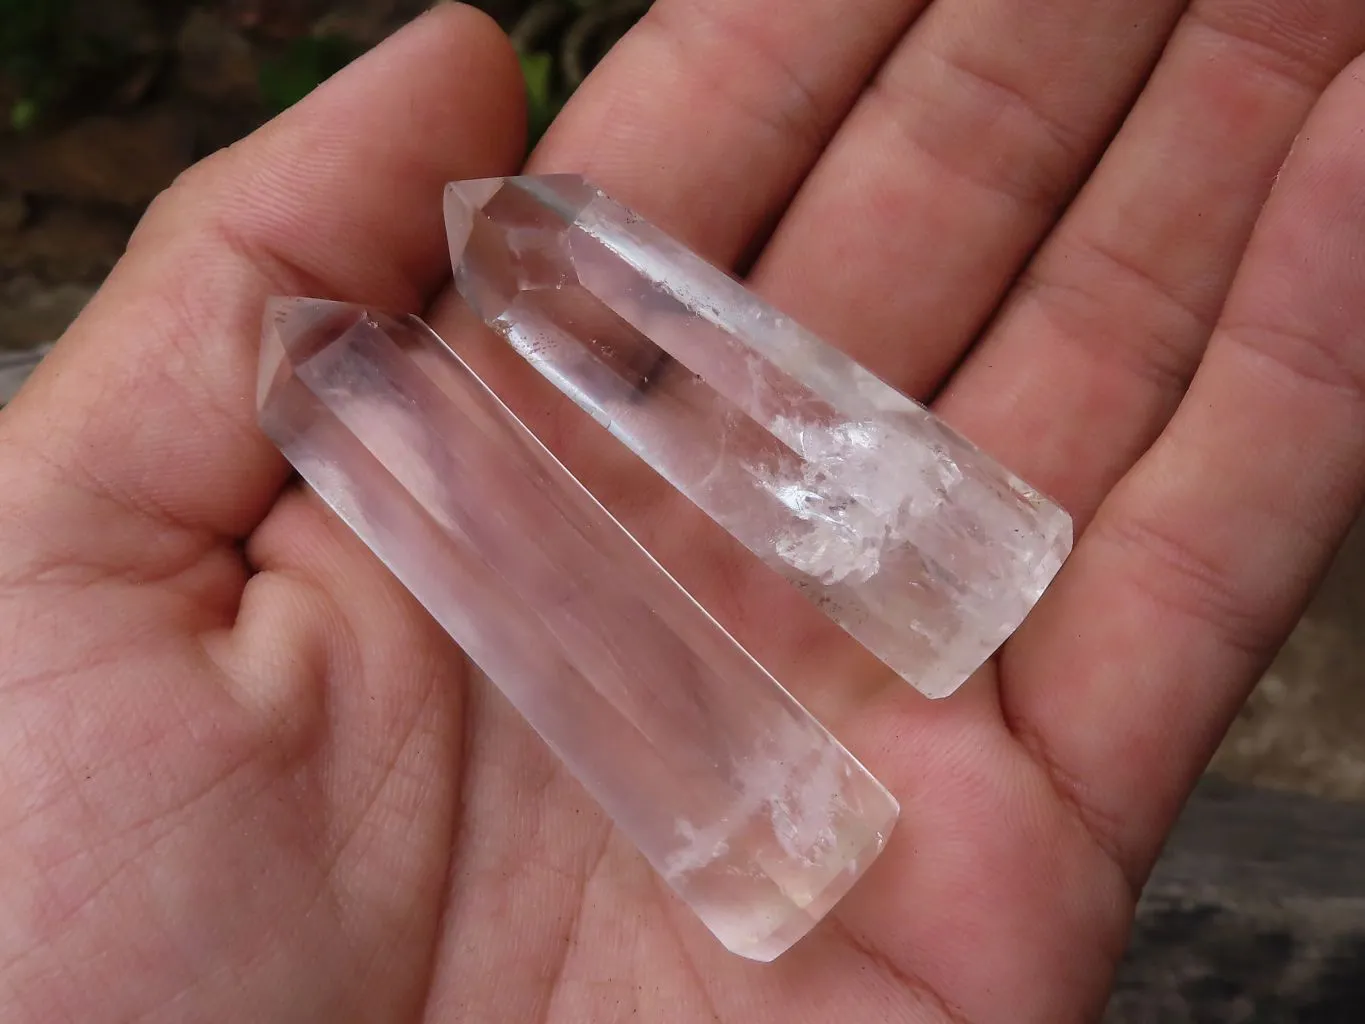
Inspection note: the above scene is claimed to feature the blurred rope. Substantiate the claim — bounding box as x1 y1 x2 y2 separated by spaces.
509 0 568 51
511 0 651 86
562 0 650 87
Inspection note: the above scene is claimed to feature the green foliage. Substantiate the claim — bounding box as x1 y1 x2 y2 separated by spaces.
0 1 644 134
519 49 563 147
9 96 39 131
258 34 365 114
0 0 73 128
0 0 164 130
510 0 650 148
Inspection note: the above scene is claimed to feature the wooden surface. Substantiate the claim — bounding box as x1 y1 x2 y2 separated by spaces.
1106 777 1365 1022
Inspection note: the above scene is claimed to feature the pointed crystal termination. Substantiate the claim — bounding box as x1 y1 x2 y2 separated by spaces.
258 297 898 961
446 175 1073 699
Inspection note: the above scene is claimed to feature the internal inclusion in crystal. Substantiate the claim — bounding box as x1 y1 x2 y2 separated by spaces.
446 175 1073 699
257 298 898 961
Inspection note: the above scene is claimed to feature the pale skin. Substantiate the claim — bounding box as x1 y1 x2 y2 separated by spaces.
2 1 1365 1020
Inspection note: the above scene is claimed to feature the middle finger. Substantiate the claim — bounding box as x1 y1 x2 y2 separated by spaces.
748 0 1188 399
425 0 942 692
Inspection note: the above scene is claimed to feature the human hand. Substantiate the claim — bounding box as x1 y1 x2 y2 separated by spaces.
4 2 1365 1021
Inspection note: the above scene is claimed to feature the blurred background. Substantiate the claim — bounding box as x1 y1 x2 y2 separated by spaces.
0 0 645 349
2 1 1363 1019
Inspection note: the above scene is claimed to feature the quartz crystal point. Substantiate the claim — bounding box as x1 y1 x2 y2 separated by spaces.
257 298 898 961
446 175 1073 698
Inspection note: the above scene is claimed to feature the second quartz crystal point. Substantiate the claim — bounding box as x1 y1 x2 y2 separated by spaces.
257 298 898 962
447 175 1072 698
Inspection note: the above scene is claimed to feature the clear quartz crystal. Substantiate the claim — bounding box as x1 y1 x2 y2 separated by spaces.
446 175 1073 698
257 298 898 961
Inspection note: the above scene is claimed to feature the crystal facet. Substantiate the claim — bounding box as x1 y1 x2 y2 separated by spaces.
446 175 1072 698
257 298 898 961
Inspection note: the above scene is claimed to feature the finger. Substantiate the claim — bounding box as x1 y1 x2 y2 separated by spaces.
0 4 524 556
938 0 1365 526
529 0 931 262
999 57 1365 885
424 0 941 698
745 0 1187 398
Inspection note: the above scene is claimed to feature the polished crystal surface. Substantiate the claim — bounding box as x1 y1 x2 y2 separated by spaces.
257 298 898 961
446 175 1072 698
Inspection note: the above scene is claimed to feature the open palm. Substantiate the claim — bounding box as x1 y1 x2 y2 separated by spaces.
4 3 1365 1021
